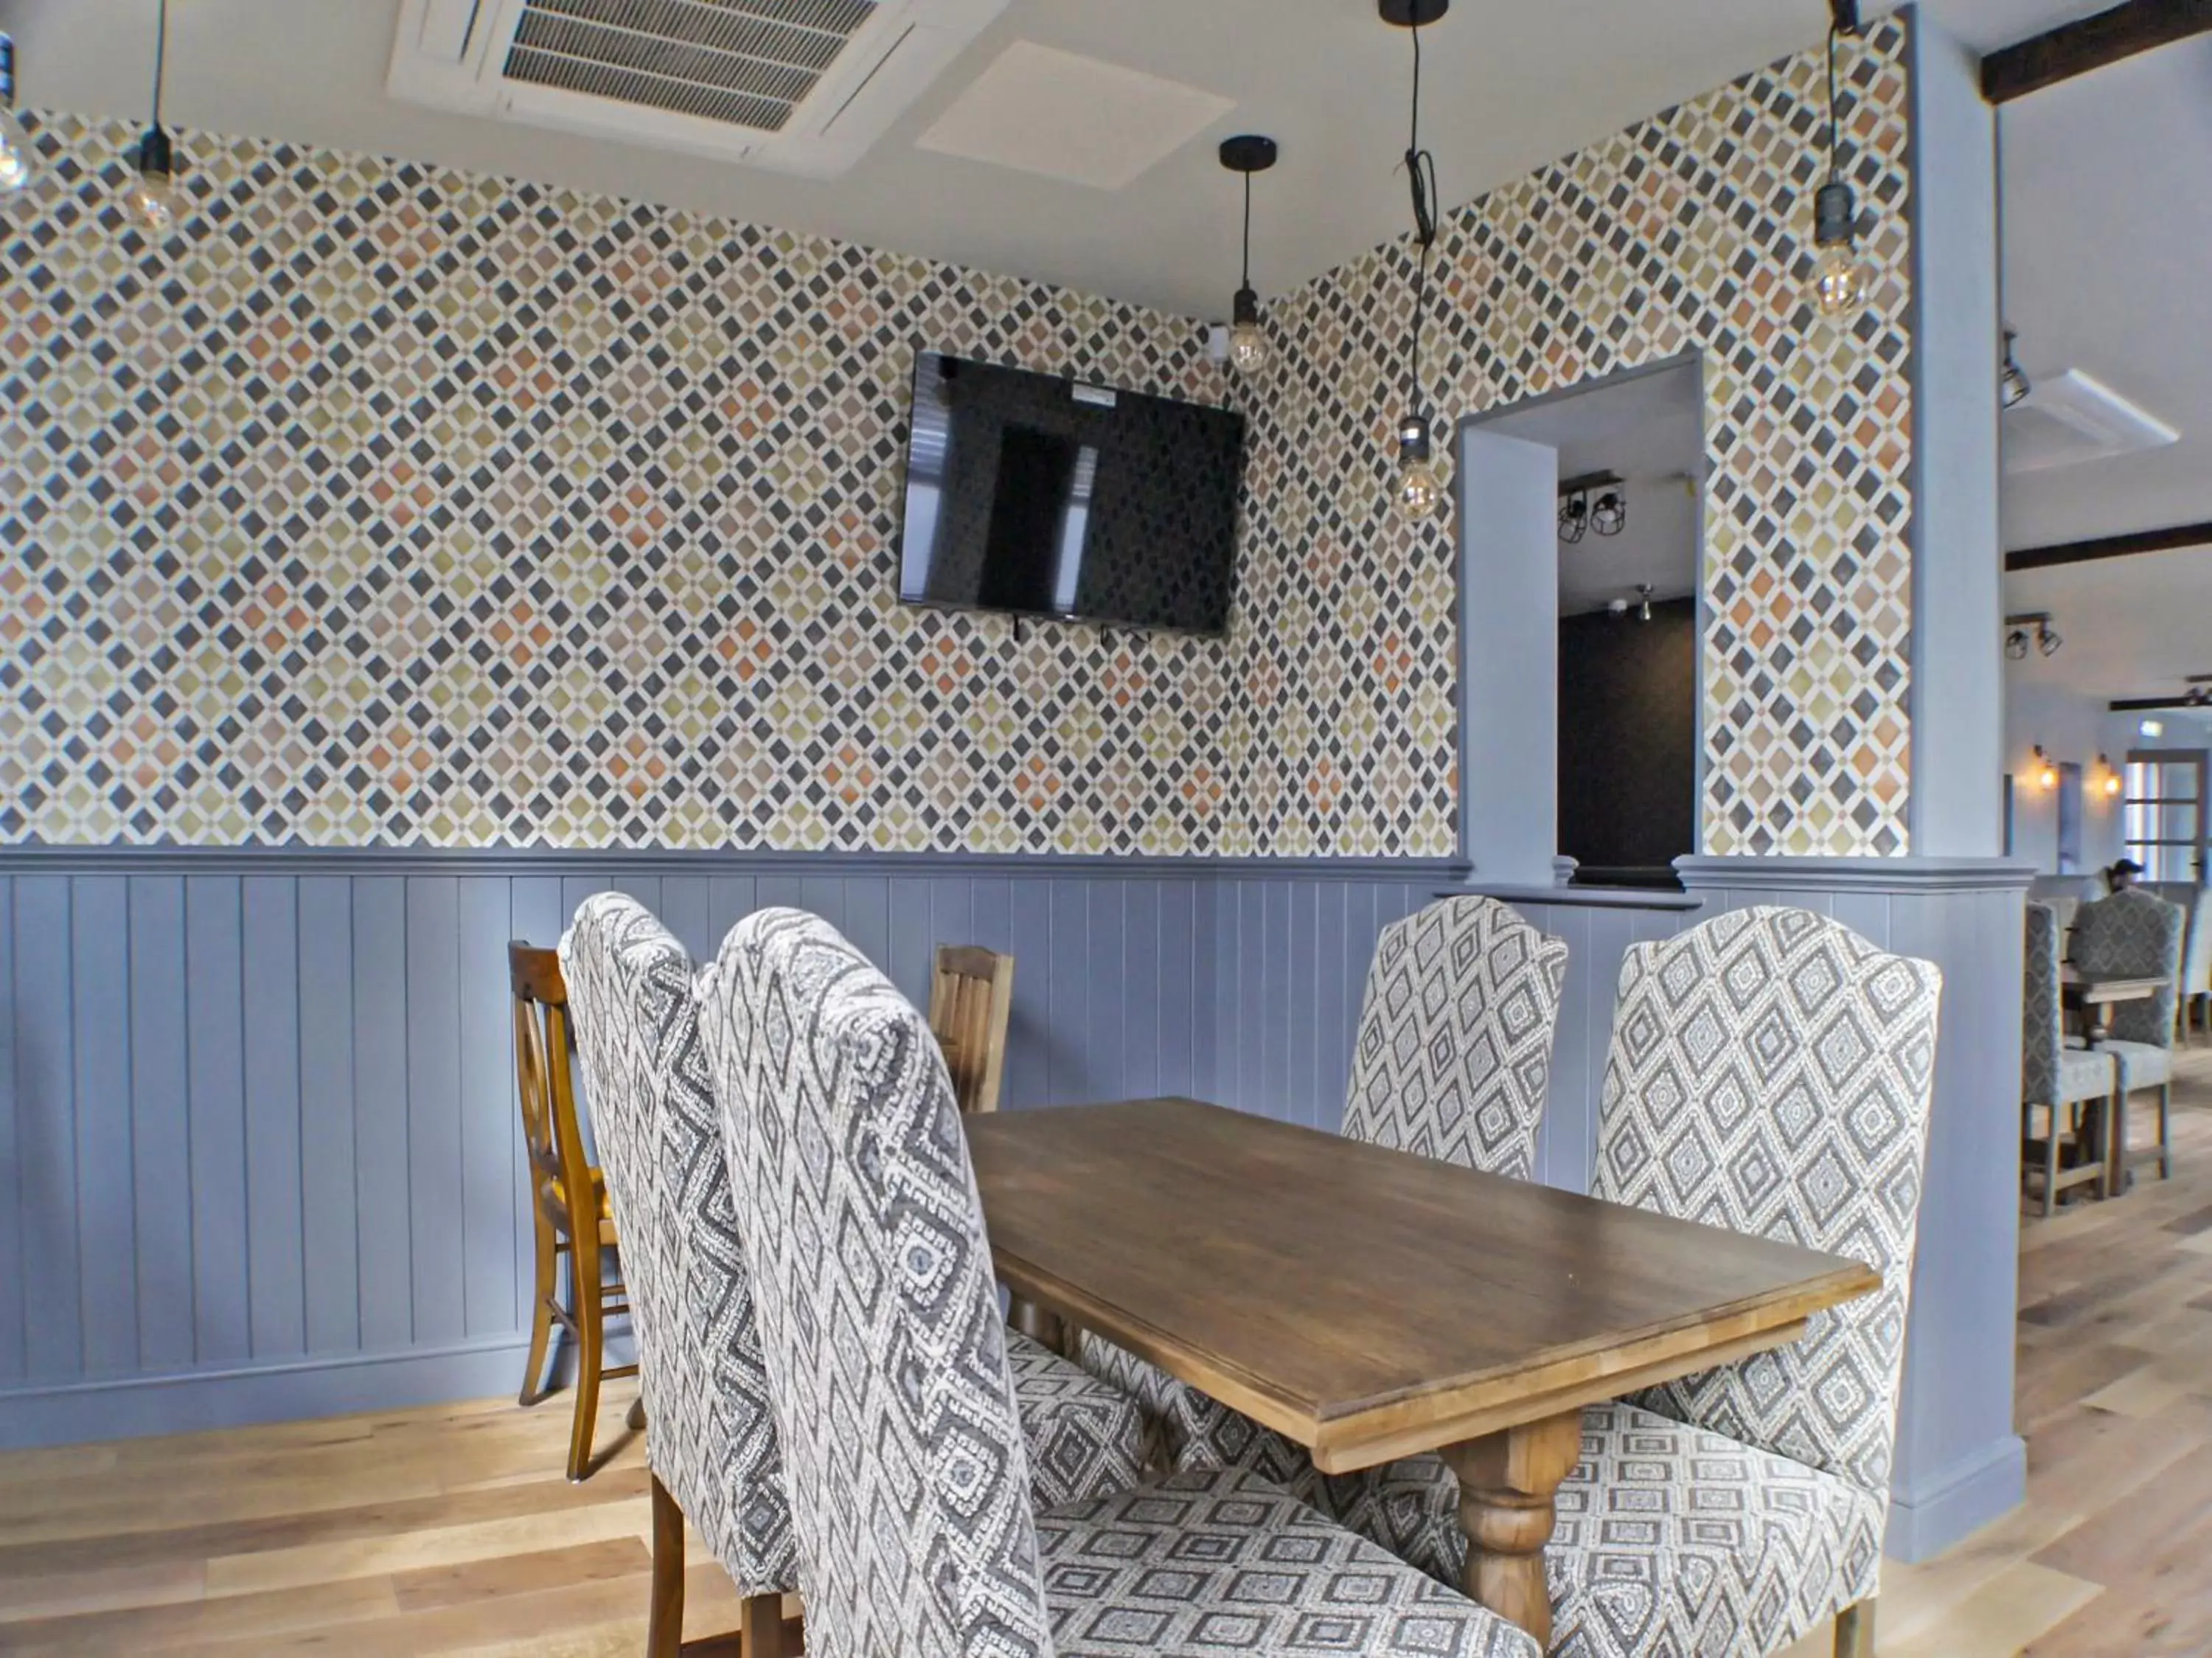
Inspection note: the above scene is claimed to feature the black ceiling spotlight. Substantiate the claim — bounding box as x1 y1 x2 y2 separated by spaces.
1810 0 1868 317
2000 325 2032 409
1558 490 1588 544
1382 0 1448 519
1592 488 1627 538
1636 583 1655 622
129 0 181 232
2005 611 2060 659
1219 134 1279 375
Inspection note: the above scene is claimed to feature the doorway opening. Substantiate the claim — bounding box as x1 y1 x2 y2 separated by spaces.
1456 355 1704 890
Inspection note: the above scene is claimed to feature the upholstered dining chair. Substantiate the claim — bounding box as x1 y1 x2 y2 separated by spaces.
509 942 636 1482
1549 906 1943 1658
2022 901 2118 1214
698 906 1541 1658
2144 881 2208 1045
1079 894 1570 1581
2071 888 2185 1184
562 895 1152 1657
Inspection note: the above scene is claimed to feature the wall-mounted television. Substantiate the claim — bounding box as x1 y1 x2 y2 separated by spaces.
897 353 1245 637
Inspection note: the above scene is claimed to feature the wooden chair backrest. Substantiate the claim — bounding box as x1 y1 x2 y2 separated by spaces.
928 945 1015 1115
510 942 591 1241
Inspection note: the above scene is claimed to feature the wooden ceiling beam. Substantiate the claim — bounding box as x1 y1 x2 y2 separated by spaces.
2006 521 2212 572
1982 0 2212 103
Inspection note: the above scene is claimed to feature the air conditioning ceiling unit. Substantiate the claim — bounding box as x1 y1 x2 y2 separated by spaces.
389 0 1008 179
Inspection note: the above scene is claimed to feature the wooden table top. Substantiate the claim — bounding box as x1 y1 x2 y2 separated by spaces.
2060 967 2168 1004
967 1097 1881 1473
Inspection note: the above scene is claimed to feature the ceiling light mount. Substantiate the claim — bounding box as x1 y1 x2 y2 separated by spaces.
2004 611 2062 660
1379 0 1450 27
1219 134 1279 375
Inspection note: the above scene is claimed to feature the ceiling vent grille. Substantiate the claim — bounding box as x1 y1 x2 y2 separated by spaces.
390 0 1006 178
2003 368 2181 475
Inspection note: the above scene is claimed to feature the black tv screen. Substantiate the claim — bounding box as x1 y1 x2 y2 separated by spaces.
897 353 1245 636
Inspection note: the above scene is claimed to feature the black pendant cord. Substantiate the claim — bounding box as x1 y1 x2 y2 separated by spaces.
150 0 169 128
1404 17 1441 420
1241 168 1253 293
1826 23 1843 188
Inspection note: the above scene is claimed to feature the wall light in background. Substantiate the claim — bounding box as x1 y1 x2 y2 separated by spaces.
2141 718 2166 738
2033 746 2058 791
2098 755 2123 799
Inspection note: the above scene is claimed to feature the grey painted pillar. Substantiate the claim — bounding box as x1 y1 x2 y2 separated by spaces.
1906 11 2006 858
1678 856 2031 1562
1455 427 1559 884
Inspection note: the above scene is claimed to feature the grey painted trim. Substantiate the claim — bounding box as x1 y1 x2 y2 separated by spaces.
1903 0 1931 855
1676 856 2037 893
1447 883 1704 912
1884 1433 2028 1564
0 1334 536 1449
0 846 1472 883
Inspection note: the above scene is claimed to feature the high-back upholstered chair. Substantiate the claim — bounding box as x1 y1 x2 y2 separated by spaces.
1078 895 1569 1583
2021 901 2116 1213
2143 881 2208 1043
1551 907 1942 1658
560 897 1149 1657
560 896 794 1657
2071 888 2185 1183
700 908 1542 1658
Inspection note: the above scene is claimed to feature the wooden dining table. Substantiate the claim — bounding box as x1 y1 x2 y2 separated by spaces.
967 1097 1881 1646
2059 964 2166 1050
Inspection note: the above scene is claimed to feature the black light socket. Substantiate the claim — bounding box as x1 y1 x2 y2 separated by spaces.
136 122 175 181
1232 286 1260 330
1814 178 1857 249
1397 415 1433 465
1 35 18 107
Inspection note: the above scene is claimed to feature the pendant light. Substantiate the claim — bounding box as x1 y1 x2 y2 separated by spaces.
1382 0 1447 518
128 0 180 232
0 33 35 196
1810 2 1868 317
1218 136 1278 374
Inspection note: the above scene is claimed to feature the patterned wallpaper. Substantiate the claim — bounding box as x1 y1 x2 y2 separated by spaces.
4 20 1915 858
0 117 1226 853
1220 16 1916 858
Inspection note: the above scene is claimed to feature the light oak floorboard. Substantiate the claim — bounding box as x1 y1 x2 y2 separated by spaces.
8 1051 2212 1655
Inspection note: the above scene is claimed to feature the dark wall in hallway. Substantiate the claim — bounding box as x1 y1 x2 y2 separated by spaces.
1558 597 1698 880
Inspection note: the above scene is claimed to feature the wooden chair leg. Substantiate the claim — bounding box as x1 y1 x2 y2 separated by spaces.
2042 1104 2059 1218
647 1474 685 1658
1834 1599 1875 1658
2158 1082 2173 1180
627 1396 647 1432
519 1218 558 1407
741 1593 786 1658
566 1251 604 1482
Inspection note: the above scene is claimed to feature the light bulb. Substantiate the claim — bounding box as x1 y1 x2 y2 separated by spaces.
1394 416 1442 518
1228 285 1267 374
0 112 31 195
128 124 180 233
1810 179 1867 317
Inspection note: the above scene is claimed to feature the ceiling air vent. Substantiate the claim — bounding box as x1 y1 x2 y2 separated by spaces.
389 0 1008 178
2003 367 2181 475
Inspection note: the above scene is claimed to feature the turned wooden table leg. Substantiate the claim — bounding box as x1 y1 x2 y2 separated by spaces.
1006 1292 1067 1355
1439 1409 1585 1646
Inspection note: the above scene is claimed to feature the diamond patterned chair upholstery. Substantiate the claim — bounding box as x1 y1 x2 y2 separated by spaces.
562 896 1150 1654
1079 896 1567 1583
2021 901 2116 1213
700 906 1543 1658
2145 880 2212 1041
1548 906 1943 1658
2070 888 2184 1182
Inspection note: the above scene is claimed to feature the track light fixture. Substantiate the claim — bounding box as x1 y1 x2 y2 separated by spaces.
1559 491 1588 544
1382 0 1448 519
0 33 34 196
1810 10 1868 317
1592 489 1627 538
2005 611 2060 660
129 0 181 232
1219 135 1278 375
2000 325 2031 409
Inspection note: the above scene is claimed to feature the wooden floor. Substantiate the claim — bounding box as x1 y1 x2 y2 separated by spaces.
5 1050 2211 1657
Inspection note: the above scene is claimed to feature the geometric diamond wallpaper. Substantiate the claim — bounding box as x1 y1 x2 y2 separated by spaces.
1222 15 1916 858
1 18 1916 858
0 115 1224 853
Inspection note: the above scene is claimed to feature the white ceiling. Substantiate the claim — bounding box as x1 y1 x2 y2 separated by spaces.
2006 547 2212 707
1474 359 1705 617
0 0 2075 321
1997 34 2212 554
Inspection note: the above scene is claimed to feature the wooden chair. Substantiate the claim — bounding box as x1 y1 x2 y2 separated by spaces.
2022 902 2116 1215
928 945 1015 1114
510 941 636 1482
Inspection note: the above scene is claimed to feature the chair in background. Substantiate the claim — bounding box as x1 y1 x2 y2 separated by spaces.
2022 901 2116 1215
700 906 1540 1658
560 897 796 1657
928 944 1015 1114
509 943 636 1482
1079 894 1571 1583
2027 873 2101 951
2072 888 2185 1185
2145 881 2209 1044
1551 906 1943 1658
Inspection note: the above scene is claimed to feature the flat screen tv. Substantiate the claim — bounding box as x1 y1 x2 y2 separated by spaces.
897 353 1245 636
